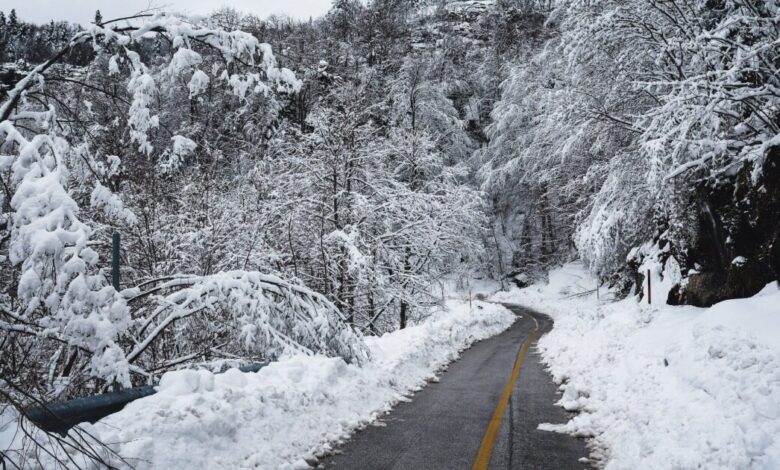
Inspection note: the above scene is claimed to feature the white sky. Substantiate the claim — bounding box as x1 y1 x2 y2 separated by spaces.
1 0 334 25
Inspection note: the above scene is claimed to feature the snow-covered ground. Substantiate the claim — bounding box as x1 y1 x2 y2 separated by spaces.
493 262 780 469
1 298 514 469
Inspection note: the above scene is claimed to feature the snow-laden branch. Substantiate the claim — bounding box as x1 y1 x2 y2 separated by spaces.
0 12 301 123
126 271 370 367
0 11 312 403
0 119 132 387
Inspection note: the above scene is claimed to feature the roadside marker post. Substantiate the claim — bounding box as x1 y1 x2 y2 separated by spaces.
112 232 121 290
647 269 652 305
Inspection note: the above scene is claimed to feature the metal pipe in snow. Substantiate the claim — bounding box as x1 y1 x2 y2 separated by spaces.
26 362 268 435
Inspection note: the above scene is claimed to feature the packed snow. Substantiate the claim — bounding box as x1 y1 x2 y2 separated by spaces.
0 298 514 469
494 262 780 469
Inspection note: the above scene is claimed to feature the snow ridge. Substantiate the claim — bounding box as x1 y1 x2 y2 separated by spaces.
495 263 780 469
1 299 514 469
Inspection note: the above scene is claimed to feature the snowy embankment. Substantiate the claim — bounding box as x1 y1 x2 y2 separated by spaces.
493 262 780 469
43 300 512 469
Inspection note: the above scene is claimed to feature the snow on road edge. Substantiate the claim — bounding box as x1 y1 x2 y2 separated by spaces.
0 299 514 469
492 262 780 469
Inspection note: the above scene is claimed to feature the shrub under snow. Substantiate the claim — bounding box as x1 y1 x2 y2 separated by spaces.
0 300 515 469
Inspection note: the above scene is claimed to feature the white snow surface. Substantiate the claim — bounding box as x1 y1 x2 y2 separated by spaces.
7 299 513 469
493 262 780 469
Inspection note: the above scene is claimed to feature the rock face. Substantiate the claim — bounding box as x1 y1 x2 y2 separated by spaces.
669 145 780 306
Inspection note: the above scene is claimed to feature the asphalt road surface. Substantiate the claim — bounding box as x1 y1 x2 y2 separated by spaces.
318 304 590 470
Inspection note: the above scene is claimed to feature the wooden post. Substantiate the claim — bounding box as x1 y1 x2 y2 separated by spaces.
647 269 651 305
112 232 121 291
468 288 472 309
110 233 122 393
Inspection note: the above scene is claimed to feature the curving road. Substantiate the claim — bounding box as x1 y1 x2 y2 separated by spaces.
317 304 590 470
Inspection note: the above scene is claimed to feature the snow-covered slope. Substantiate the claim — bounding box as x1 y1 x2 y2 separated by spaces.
1 299 514 469
494 262 780 469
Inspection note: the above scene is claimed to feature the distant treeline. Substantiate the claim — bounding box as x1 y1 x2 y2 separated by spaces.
0 9 96 65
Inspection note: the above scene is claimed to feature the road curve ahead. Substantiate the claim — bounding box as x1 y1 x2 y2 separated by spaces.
317 304 590 470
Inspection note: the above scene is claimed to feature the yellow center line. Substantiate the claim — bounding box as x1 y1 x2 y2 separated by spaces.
472 314 539 470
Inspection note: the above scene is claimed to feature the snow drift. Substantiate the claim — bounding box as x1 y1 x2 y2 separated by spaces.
495 262 780 469
1 299 514 469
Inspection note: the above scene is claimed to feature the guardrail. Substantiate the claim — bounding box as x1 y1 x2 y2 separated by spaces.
26 362 268 435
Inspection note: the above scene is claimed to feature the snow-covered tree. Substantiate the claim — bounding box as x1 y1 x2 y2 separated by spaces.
0 13 369 417
263 80 485 332
478 0 780 294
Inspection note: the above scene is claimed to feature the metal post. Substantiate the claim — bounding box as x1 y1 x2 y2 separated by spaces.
468 288 472 309
647 269 651 305
112 232 121 291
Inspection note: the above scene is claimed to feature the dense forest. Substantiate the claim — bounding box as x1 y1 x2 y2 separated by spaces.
0 0 779 464
0 9 93 65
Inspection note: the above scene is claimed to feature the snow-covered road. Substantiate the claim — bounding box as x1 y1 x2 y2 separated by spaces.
319 304 589 470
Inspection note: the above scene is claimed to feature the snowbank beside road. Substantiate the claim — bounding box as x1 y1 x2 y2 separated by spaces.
494 262 780 469
2 299 513 469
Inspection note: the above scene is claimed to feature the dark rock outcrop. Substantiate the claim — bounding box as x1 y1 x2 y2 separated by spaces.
668 144 780 306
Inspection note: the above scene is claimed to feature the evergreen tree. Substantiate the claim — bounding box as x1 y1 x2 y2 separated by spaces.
8 8 17 32
0 11 6 62
5 9 19 61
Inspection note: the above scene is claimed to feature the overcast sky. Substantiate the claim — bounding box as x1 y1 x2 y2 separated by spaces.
1 0 334 25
